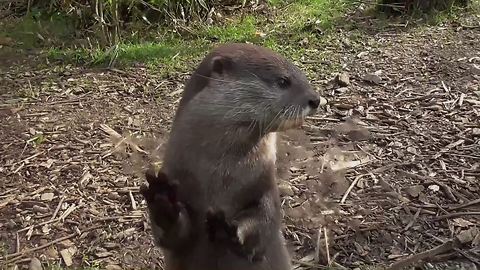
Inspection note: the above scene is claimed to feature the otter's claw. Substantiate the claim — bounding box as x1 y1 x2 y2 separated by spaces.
140 168 182 231
206 209 265 263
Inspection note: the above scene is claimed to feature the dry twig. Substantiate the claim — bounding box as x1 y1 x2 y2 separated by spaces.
387 239 460 270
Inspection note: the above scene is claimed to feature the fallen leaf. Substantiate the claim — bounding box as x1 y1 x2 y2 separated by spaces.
105 265 122 270
46 247 59 259
58 239 75 249
40 159 54 168
452 218 475 227
0 36 15 46
95 251 114 258
60 247 77 267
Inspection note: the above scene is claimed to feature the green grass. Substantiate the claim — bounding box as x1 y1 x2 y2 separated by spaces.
45 264 101 270
424 0 480 24
39 0 357 70
282 0 355 29
203 15 259 43
0 11 76 49
366 0 480 25
4 0 478 72
15 0 477 74
2 0 358 71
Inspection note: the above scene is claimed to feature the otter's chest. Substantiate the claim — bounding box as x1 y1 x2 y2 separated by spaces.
207 134 278 210
171 133 278 214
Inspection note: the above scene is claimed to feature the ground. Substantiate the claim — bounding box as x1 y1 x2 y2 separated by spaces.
1 3 480 270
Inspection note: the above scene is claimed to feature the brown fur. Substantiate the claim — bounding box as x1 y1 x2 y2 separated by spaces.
142 43 321 270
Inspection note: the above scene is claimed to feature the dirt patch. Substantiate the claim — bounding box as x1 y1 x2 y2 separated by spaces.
1 21 480 270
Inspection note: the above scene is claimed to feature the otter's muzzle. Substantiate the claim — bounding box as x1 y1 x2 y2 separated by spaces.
303 91 322 117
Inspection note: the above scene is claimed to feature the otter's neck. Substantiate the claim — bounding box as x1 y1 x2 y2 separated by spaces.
168 116 275 164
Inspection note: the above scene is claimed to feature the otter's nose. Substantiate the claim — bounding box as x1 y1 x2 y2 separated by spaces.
308 97 320 109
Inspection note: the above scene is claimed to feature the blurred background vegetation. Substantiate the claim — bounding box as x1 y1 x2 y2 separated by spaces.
0 0 476 69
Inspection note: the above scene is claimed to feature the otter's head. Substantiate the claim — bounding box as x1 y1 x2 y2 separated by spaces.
180 43 321 133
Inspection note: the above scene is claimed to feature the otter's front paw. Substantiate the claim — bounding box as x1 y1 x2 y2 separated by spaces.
140 168 183 231
206 209 265 263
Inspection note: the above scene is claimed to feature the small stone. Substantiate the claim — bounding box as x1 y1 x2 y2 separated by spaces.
299 37 309 46
347 129 370 141
107 192 121 200
336 73 350 86
472 128 480 136
40 193 54 201
406 146 417 155
32 205 49 214
428 185 440 192
29 257 42 270
278 181 294 196
357 51 369 58
336 87 349 94
319 97 328 107
103 242 120 249
363 73 382 84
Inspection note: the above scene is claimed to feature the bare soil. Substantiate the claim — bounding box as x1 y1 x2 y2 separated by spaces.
1 16 479 270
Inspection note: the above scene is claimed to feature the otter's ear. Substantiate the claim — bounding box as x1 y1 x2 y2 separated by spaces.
211 55 233 76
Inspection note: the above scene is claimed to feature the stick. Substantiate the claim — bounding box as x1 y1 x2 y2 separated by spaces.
434 212 480 220
324 228 331 266
404 208 421 231
448 198 480 211
433 139 465 159
129 191 137 210
396 169 457 202
17 217 61 233
2 225 101 261
16 232 20 253
11 151 44 166
394 93 447 104
291 259 327 269
51 196 65 220
340 174 366 204
341 163 398 204
387 239 459 270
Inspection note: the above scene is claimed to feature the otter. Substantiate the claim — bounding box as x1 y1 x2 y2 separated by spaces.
141 168 293 270
141 43 320 270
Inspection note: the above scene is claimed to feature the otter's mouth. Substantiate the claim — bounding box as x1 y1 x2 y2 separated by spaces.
303 106 318 117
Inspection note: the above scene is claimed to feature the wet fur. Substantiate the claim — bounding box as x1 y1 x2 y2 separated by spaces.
143 43 319 270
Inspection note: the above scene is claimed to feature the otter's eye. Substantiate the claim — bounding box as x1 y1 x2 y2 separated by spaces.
277 77 291 89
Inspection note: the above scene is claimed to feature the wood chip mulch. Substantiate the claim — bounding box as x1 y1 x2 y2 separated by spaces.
1 18 479 270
